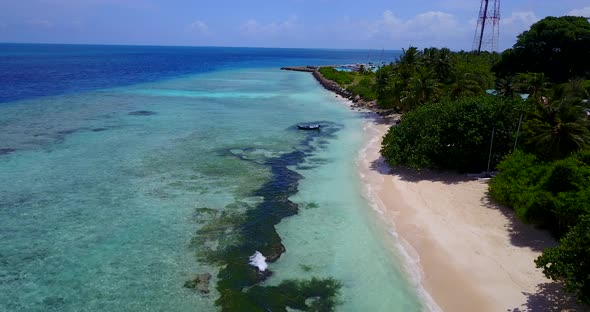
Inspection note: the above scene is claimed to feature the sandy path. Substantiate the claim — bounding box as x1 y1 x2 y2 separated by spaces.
358 118 584 312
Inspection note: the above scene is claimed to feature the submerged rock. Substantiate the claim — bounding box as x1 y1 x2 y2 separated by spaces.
184 273 212 294
91 128 108 132
265 243 286 262
0 148 16 155
57 128 80 135
128 110 156 116
254 269 273 282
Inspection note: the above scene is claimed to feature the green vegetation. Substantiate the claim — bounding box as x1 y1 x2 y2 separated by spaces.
489 149 590 304
318 67 355 85
536 215 590 303
317 47 500 106
494 16 590 83
377 15 590 303
347 77 377 100
487 20 590 299
521 93 590 159
317 67 377 100
489 151 590 234
375 47 497 110
381 96 522 172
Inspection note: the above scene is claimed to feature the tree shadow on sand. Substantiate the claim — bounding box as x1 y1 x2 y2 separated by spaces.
367 147 588 311
369 156 474 185
481 193 556 253
509 282 587 312
481 192 588 311
370 154 555 249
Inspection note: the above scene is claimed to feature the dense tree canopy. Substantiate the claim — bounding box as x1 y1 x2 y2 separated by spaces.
494 16 590 83
490 23 590 298
381 96 522 172
490 151 590 234
521 98 590 159
375 48 497 111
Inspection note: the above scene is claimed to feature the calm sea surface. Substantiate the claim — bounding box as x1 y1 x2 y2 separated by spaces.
0 44 425 311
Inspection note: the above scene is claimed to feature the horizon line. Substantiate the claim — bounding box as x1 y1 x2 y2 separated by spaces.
0 41 410 52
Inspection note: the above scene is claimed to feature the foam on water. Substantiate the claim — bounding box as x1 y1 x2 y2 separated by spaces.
248 251 268 272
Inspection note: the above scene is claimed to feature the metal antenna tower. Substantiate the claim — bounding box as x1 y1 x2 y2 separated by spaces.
472 0 500 53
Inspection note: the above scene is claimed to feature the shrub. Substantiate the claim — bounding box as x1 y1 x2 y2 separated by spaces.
381 96 522 172
536 215 590 304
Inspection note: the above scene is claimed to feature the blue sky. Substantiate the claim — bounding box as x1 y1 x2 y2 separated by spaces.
0 0 589 51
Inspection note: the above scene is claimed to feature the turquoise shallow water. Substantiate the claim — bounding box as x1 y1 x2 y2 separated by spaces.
0 67 424 311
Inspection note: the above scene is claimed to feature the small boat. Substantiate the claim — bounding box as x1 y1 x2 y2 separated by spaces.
297 124 320 130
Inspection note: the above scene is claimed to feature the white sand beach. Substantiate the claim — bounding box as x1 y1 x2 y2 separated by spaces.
358 117 584 312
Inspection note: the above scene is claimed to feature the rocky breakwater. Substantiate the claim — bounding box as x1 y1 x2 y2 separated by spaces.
310 69 353 99
281 66 379 110
280 66 318 72
312 70 382 110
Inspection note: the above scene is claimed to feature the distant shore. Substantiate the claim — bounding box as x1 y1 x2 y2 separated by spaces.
281 66 387 113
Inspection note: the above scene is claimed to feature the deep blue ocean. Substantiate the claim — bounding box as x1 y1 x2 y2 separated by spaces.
0 44 427 312
0 44 399 103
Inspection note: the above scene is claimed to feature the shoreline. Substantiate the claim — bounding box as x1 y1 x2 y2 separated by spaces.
290 66 584 311
281 66 393 114
358 118 586 312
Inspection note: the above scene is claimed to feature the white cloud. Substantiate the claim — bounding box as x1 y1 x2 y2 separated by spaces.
502 11 539 27
188 20 210 35
499 11 539 49
337 10 469 49
568 6 590 17
240 15 300 37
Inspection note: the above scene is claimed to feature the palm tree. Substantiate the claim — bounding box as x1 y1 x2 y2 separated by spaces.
516 72 549 101
524 98 590 159
397 47 421 76
496 77 517 98
375 65 393 93
375 65 399 108
566 78 589 100
423 48 453 82
397 68 441 111
448 71 486 99
411 67 441 104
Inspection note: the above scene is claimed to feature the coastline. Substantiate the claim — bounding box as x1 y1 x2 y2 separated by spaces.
289 66 584 311
358 118 585 312
281 66 384 111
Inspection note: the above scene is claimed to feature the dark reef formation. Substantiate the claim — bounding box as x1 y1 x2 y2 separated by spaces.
128 110 156 116
0 148 17 155
184 273 212 294
191 122 344 311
